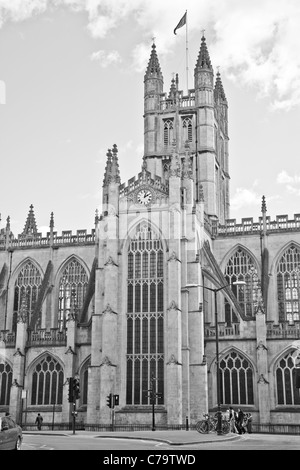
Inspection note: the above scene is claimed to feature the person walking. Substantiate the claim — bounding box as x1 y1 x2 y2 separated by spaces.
35 413 43 431
229 407 237 433
236 408 245 434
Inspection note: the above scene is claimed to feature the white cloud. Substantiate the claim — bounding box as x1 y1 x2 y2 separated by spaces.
277 170 300 185
231 187 261 212
90 49 121 67
0 79 5 104
277 170 300 195
0 0 300 109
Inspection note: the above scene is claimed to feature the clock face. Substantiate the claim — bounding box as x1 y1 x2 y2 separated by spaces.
137 189 152 206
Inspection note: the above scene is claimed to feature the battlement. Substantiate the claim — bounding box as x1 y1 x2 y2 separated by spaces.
119 168 169 197
0 228 96 251
217 214 300 237
159 89 195 111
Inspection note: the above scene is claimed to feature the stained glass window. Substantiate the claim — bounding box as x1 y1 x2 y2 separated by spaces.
13 260 42 330
276 351 300 405
58 258 88 331
0 361 12 406
126 223 164 405
31 355 64 405
224 248 259 323
277 244 300 323
219 351 254 405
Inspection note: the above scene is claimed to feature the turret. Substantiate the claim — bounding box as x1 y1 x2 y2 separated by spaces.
144 42 164 174
194 35 214 107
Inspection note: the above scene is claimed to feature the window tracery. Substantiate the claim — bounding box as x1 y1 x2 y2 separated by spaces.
126 223 164 405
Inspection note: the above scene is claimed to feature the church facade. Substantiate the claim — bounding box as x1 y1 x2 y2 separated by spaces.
1 36 300 429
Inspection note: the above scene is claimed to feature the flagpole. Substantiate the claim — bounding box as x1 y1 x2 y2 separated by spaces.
185 10 188 94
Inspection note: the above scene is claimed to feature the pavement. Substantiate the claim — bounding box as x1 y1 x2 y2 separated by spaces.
23 429 243 446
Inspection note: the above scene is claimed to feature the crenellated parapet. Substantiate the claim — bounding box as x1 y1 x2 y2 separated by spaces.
0 228 96 251
119 167 169 199
216 213 300 237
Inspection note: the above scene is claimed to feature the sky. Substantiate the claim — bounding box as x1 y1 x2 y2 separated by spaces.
0 0 300 236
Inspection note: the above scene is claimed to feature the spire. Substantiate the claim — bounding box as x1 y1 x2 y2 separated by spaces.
111 144 121 184
21 204 38 237
144 42 163 79
103 148 113 187
103 145 120 187
214 69 227 103
195 35 213 70
49 212 54 230
261 195 267 214
168 74 177 99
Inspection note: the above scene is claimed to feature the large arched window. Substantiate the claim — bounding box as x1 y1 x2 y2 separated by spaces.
276 350 300 405
126 223 164 405
58 258 89 331
31 355 64 405
224 248 259 323
13 260 42 331
0 360 13 406
277 244 300 323
219 350 254 405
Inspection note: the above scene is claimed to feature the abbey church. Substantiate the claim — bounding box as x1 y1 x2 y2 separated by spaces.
1 35 300 430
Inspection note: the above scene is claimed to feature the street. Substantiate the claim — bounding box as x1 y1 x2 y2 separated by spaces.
20 432 300 451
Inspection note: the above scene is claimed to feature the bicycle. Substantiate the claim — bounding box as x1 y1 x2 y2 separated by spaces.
195 412 230 434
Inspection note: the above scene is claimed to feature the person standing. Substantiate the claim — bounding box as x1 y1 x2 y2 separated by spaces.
35 413 43 431
237 408 245 434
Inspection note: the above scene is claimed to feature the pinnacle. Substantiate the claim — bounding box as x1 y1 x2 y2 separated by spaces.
21 204 38 237
195 35 213 70
214 70 227 102
145 43 162 77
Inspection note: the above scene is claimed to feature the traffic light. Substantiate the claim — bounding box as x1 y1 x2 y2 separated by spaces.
73 375 80 400
68 377 74 403
106 393 112 408
114 394 119 406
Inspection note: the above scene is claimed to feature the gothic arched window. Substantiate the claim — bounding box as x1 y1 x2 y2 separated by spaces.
0 360 13 406
58 258 89 331
126 223 164 405
224 248 259 323
277 244 300 323
80 358 91 406
31 355 64 405
182 117 192 143
163 119 174 147
276 351 300 405
13 260 42 331
219 351 254 405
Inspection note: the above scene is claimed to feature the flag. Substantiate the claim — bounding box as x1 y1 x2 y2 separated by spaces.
174 12 187 35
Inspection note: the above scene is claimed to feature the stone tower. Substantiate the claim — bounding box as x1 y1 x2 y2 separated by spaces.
143 37 230 224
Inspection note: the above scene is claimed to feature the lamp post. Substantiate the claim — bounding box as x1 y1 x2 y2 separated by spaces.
186 281 245 435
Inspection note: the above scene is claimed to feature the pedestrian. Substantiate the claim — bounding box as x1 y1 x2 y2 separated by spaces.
246 412 253 434
35 413 43 430
229 407 238 433
236 408 245 434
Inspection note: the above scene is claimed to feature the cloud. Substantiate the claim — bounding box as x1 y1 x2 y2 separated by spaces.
90 49 121 67
231 186 262 212
0 0 48 23
277 170 300 195
0 0 300 109
0 79 5 104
